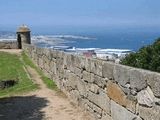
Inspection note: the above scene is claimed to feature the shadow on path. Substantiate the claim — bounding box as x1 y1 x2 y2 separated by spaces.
0 95 49 120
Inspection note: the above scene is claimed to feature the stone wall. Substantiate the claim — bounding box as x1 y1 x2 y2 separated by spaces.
0 41 18 49
22 43 160 120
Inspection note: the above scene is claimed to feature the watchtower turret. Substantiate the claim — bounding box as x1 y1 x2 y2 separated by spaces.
16 24 31 49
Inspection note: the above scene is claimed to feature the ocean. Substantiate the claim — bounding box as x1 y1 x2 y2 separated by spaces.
56 32 160 52
33 26 160 52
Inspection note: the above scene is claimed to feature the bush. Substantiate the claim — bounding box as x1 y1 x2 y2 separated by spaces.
120 37 160 72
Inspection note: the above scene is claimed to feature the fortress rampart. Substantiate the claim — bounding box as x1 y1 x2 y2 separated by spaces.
22 43 160 120
0 41 18 49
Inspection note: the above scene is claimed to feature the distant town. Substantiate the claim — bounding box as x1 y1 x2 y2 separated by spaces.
0 31 133 63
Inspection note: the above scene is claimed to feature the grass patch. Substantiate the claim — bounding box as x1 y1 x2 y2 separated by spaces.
21 51 56 89
0 52 38 96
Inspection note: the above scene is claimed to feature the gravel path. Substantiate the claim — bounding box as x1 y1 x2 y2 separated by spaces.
0 49 93 120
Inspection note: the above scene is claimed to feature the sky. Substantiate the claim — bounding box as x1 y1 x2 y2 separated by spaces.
0 0 160 33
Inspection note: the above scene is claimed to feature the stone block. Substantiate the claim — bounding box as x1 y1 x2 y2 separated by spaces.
101 111 112 120
57 50 63 59
85 57 91 72
55 77 63 89
42 54 46 61
56 58 63 72
47 50 53 61
63 69 70 79
147 72 160 97
36 46 43 55
78 98 87 110
130 68 147 91
49 61 54 73
119 83 130 95
107 80 127 106
63 53 67 67
33 52 39 65
93 112 101 120
75 55 81 68
47 71 52 79
154 97 160 105
80 56 86 70
89 73 95 83
42 68 48 77
139 106 152 120
94 75 106 88
61 51 65 60
93 104 102 116
88 91 99 105
43 55 50 63
102 61 114 80
111 100 142 120
139 105 160 120
91 59 102 77
88 90 110 115
57 70 63 80
114 64 131 87
61 69 65 78
44 48 50 58
70 54 76 72
77 77 88 97
50 49 57 58
65 54 76 72
44 62 50 72
86 105 94 116
86 99 93 108
69 90 80 103
39 58 44 68
28 44 34 51
80 56 91 72
88 83 99 94
54 50 60 58
75 67 82 78
10 42 18 49
126 97 137 114
83 71 91 82
66 73 77 89
31 50 34 58
41 47 46 54
137 86 154 107
55 69 60 79
53 62 57 75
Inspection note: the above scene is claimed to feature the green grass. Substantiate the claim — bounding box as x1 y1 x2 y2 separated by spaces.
0 52 38 96
21 51 56 89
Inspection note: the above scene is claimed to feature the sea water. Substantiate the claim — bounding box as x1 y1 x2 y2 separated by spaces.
62 32 159 51
34 26 160 52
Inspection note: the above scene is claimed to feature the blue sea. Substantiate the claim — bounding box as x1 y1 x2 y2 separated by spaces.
55 32 159 52
34 26 160 52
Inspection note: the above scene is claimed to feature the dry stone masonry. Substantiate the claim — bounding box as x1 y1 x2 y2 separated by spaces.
0 41 18 49
22 43 160 120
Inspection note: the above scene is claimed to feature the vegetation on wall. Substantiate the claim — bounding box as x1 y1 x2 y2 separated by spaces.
120 37 160 72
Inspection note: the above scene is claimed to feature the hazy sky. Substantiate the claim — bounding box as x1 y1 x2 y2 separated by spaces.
0 0 160 31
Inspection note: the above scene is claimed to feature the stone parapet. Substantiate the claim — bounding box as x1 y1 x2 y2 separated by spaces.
22 43 160 120
0 41 18 49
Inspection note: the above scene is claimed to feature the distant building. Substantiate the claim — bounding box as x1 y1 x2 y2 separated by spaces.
83 52 96 58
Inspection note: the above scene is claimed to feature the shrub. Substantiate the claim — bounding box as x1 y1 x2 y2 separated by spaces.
120 37 160 72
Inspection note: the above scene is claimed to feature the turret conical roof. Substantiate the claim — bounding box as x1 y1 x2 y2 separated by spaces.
16 24 30 33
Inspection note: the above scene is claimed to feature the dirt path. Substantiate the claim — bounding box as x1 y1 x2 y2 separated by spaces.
0 49 93 120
